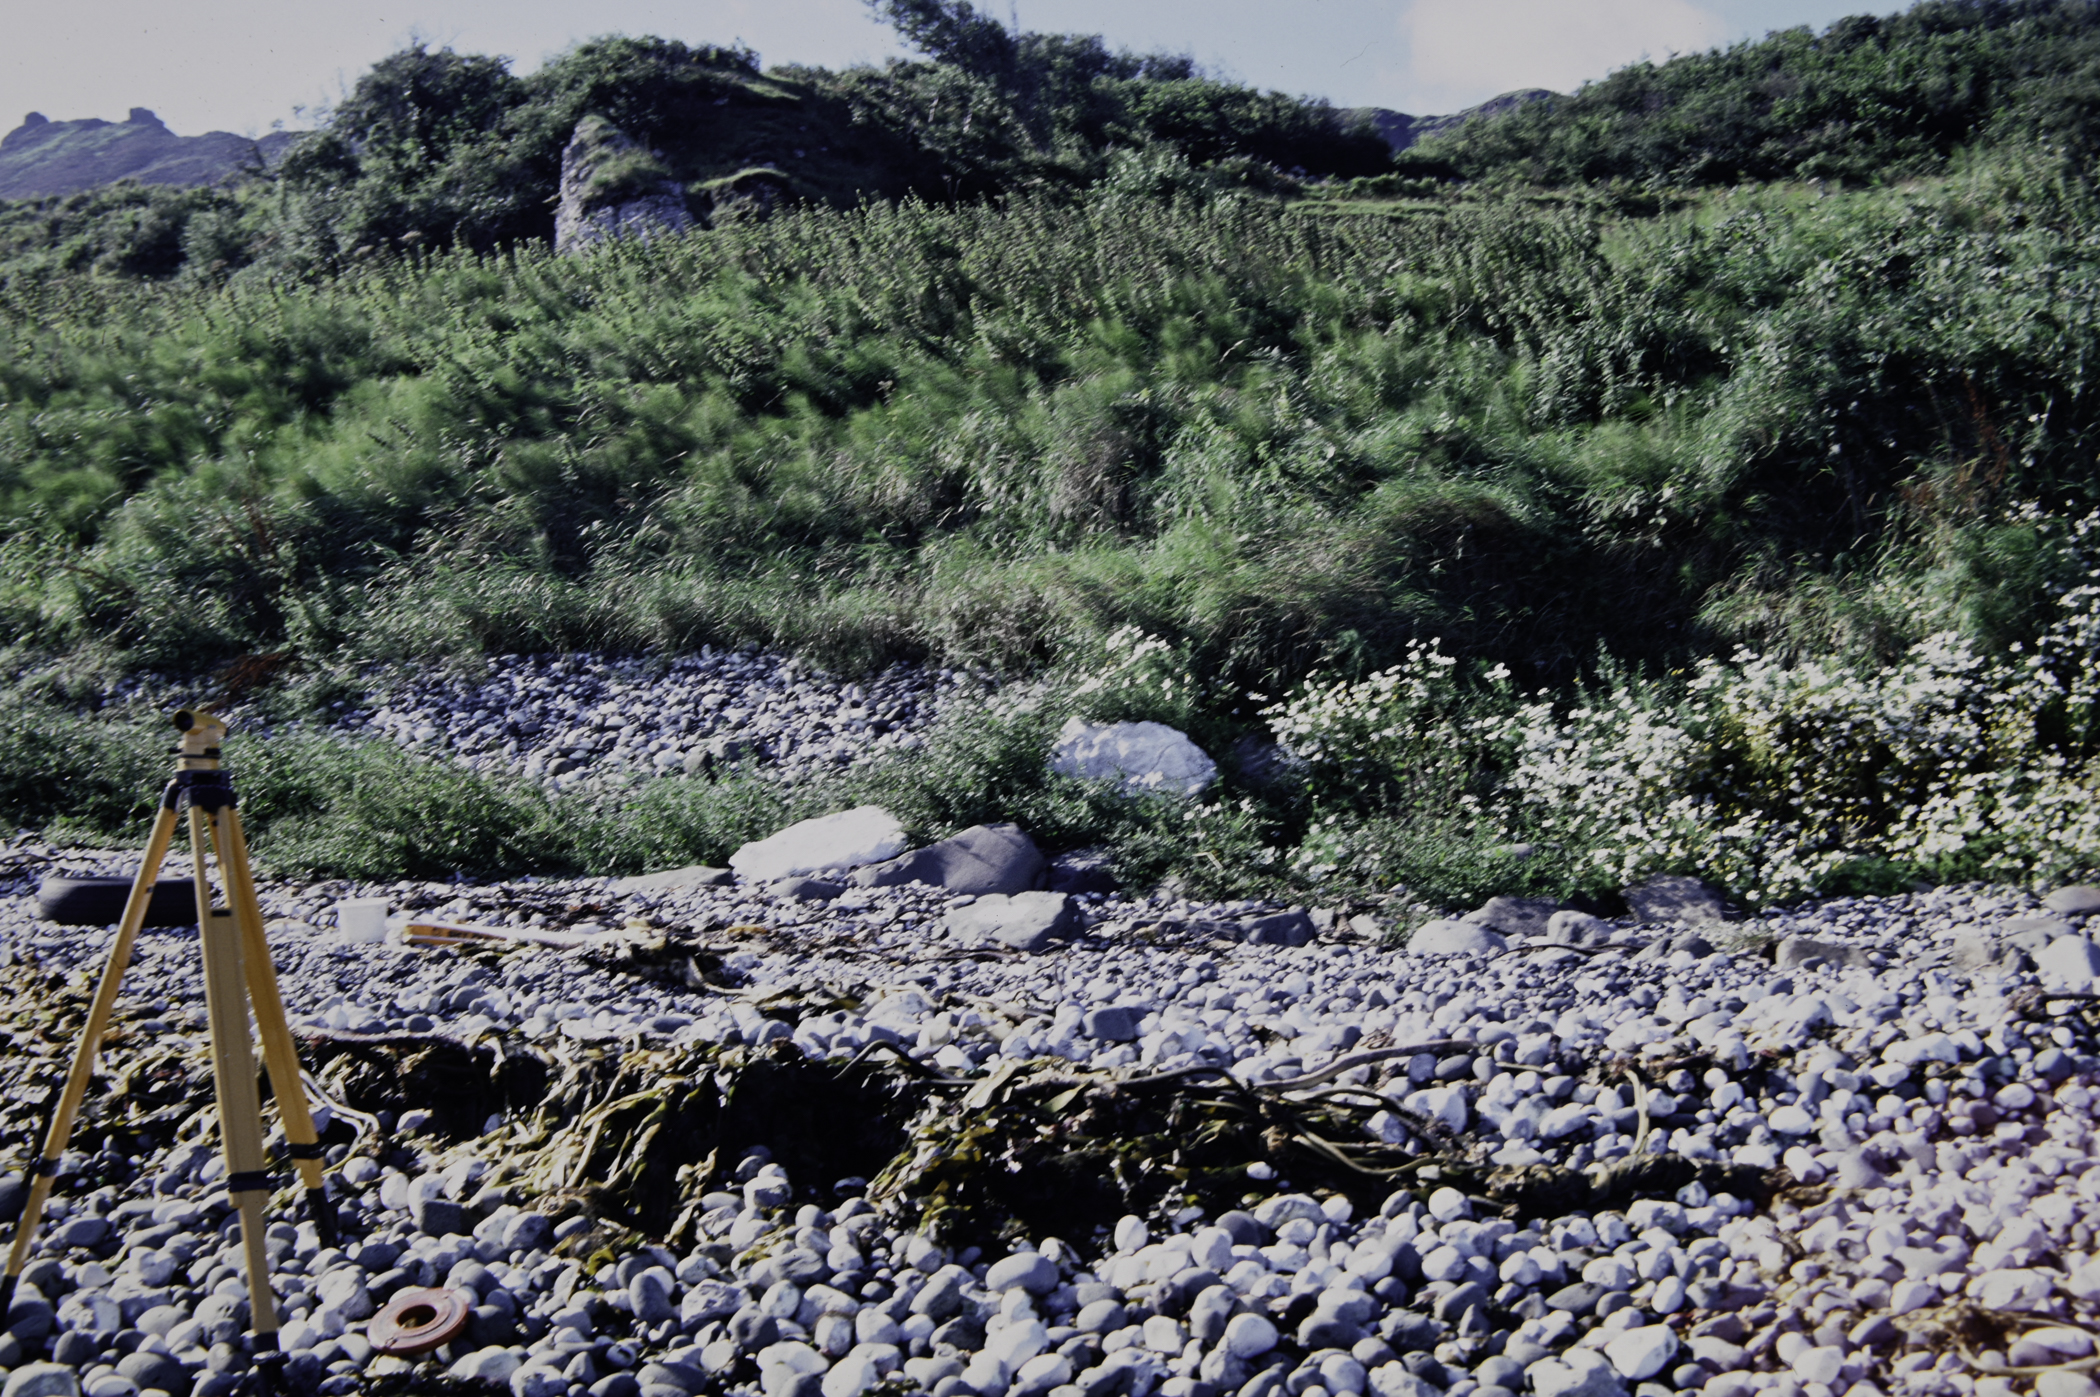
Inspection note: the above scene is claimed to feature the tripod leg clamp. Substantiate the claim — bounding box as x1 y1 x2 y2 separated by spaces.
248 1339 287 1396
305 1187 339 1249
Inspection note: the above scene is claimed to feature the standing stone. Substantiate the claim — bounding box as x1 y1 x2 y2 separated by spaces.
554 115 694 255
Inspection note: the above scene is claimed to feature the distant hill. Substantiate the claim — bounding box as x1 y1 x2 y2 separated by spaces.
1350 91 1557 153
0 108 301 200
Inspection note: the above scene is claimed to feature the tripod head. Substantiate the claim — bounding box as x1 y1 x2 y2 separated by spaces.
172 707 227 765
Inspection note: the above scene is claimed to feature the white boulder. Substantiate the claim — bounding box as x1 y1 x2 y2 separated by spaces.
1051 719 1215 796
730 807 908 881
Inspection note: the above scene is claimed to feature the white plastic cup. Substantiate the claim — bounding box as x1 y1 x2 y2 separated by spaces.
334 898 389 944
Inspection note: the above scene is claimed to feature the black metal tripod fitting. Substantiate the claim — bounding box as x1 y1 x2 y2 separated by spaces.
174 770 237 812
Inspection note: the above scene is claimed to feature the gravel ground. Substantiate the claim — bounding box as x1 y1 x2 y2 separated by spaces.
9 653 2100 1397
320 651 981 789
3 831 2100 1397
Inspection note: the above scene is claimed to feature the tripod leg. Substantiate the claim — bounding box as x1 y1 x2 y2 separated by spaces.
190 810 285 1387
0 795 181 1316
207 804 337 1245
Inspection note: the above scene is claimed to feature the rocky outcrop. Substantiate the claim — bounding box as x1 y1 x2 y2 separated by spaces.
0 108 300 200
554 116 694 255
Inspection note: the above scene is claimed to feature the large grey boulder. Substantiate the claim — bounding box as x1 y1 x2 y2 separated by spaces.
730 806 907 881
1408 919 1506 956
1051 719 1216 796
554 116 694 255
2037 936 2100 984
1545 910 1615 946
1469 896 1562 938
2046 885 2100 914
851 823 1045 895
943 892 1083 952
1624 875 1728 925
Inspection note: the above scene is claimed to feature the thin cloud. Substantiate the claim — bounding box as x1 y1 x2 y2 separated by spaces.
1399 0 1730 112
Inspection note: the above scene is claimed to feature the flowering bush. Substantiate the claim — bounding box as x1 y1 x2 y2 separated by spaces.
1260 545 2100 903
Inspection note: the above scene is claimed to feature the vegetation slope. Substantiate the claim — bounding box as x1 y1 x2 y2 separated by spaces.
7 0 2100 911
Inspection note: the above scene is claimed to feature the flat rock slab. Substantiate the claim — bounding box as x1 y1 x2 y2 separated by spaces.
729 806 907 882
609 865 732 896
943 891 1082 952
851 823 1045 896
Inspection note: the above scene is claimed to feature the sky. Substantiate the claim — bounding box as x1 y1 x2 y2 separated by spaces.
4 0 1902 139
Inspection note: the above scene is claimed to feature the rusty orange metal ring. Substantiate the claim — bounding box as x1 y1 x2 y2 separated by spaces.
369 1286 473 1356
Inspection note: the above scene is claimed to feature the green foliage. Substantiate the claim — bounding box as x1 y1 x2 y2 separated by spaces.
11 167 2100 695
1421 0 2100 189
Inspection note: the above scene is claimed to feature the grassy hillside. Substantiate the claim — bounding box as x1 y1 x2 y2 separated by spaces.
1414 0 2100 188
9 0 2100 906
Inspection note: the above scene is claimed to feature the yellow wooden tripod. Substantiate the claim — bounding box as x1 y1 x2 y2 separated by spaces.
0 708 336 1390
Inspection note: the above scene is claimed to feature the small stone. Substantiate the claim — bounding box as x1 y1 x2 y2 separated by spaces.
986 1253 1059 1295
452 1346 526 1383
1768 1105 1814 1135
2 1365 81 1397
1224 1313 1279 1359
1082 1007 1144 1042
51 1216 111 1249
683 1280 744 1324
502 1212 554 1253
1972 1269 2054 1311
1603 1327 1679 1380
414 1197 467 1236
630 1268 679 1322
1369 1364 1441 1397
1790 1346 1846 1385
911 1266 970 1320
1528 1348 1628 1397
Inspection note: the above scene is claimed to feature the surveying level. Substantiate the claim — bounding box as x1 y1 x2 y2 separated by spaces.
0 708 338 1393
